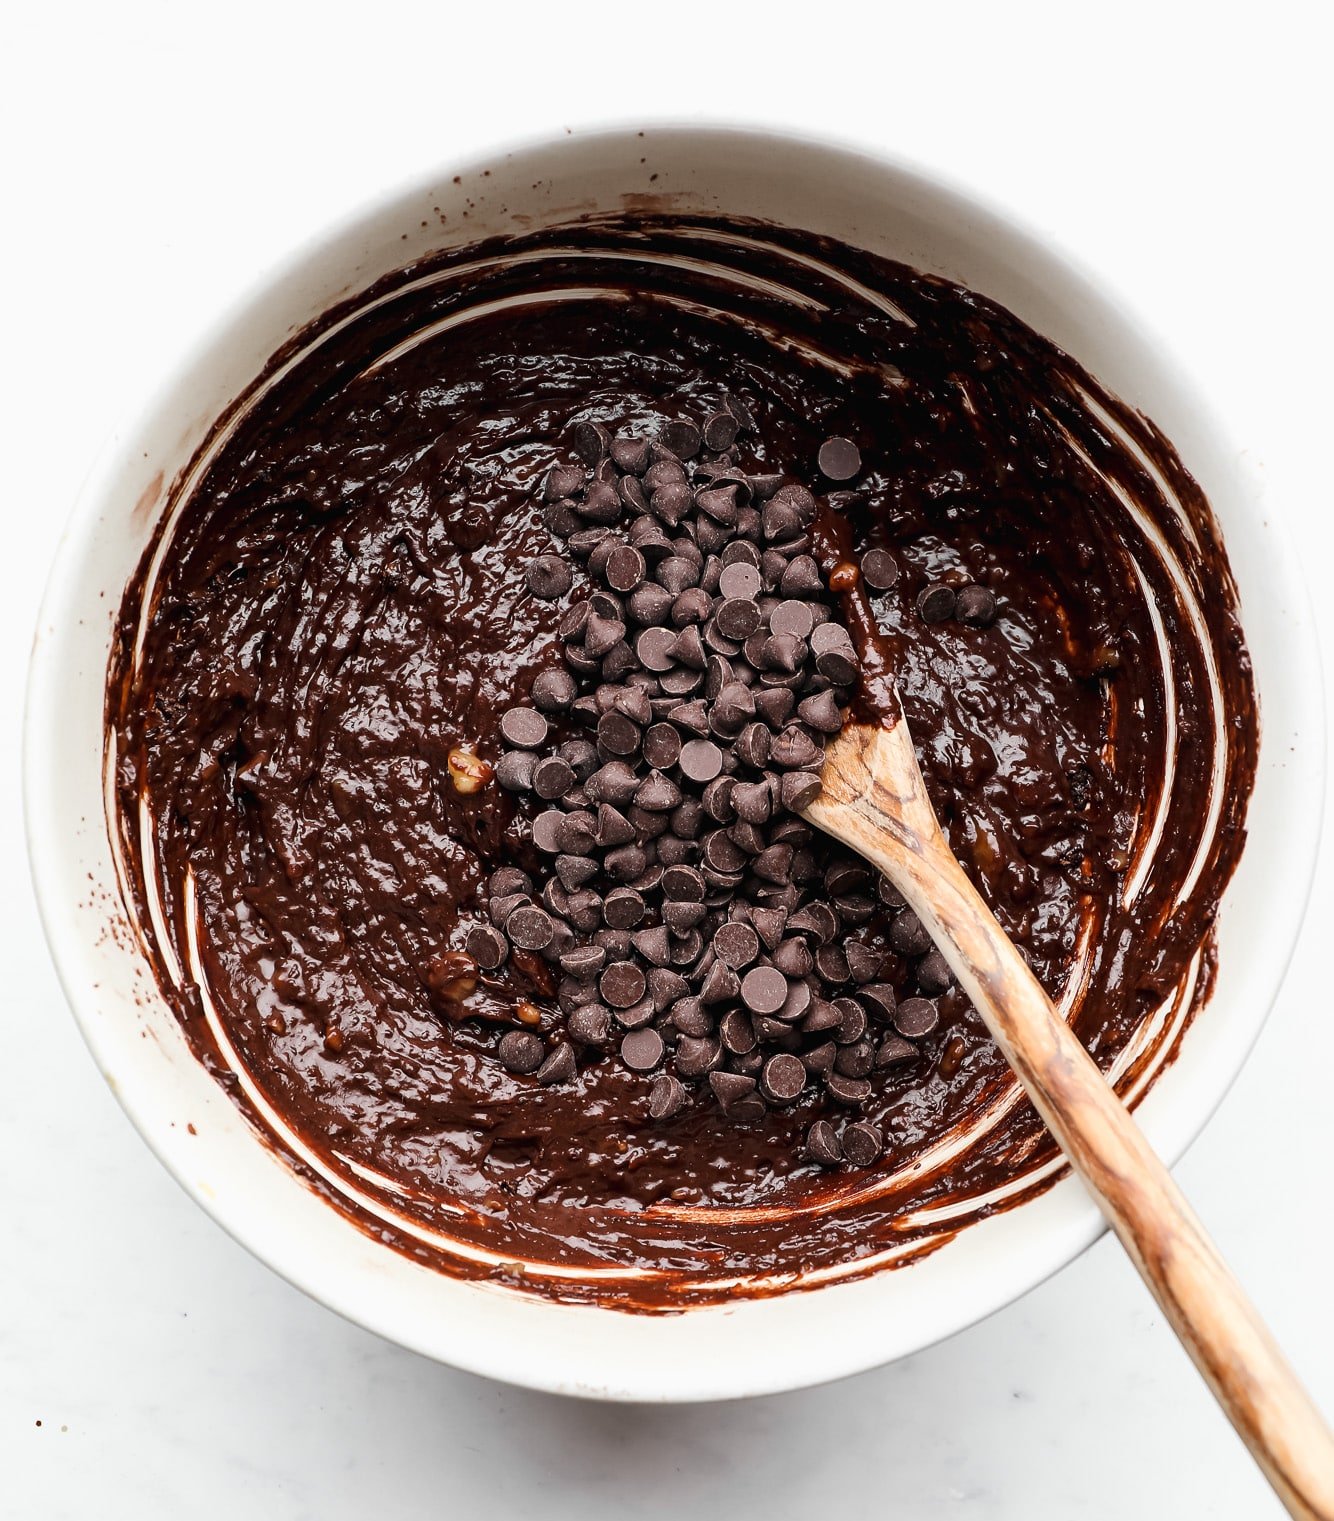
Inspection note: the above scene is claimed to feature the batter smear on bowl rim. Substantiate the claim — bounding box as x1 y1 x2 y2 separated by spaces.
108 217 1257 1308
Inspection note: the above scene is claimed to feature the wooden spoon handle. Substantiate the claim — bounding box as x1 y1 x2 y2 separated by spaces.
810 770 1334 1518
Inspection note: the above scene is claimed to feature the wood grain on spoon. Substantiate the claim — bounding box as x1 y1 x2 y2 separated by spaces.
804 717 1334 1521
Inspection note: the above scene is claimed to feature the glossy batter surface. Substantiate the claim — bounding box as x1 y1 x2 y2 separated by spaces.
110 219 1256 1306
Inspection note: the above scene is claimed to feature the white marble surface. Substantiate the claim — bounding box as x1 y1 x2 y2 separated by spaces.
3 4 1331 1515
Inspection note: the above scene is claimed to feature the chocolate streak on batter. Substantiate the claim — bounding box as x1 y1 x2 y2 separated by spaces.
109 218 1256 1308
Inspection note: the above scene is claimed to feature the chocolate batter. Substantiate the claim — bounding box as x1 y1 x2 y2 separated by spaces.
109 217 1256 1307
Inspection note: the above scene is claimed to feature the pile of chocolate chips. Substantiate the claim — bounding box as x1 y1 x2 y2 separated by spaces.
465 406 959 1170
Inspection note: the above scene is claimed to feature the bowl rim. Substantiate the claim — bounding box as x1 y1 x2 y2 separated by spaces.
23 117 1327 1401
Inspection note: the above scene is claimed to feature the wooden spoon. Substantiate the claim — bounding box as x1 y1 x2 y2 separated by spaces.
804 717 1334 1520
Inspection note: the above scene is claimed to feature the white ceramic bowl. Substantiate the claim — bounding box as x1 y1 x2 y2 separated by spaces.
25 125 1323 1401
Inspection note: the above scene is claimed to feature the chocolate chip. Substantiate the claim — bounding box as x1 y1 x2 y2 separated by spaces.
597 711 642 758
702 830 747 874
916 583 957 623
644 458 686 491
568 1004 612 1046
802 1000 843 1037
845 941 885 983
570 420 611 463
633 771 679 812
489 892 528 929
718 561 762 600
579 481 622 525
770 728 823 770
507 905 554 952
749 906 787 951
741 965 788 1015
603 889 646 930
498 1030 545 1074
634 625 676 673
842 1122 883 1167
466 924 509 971
585 611 628 658
650 483 693 528
895 997 939 1039
532 756 576 800
661 864 706 902
759 1052 806 1104
709 1070 758 1114
671 997 712 1037
600 961 647 1009
861 548 899 590
665 628 707 676
709 598 756 642
700 775 736 823
835 1038 876 1078
679 738 724 783
956 583 998 626
825 1071 871 1105
702 410 739 452
674 1035 722 1078
614 995 656 1030
713 921 760 970
728 819 766 857
604 544 647 593
877 1035 918 1068
495 750 537 792
660 894 702 930
858 983 898 1022
500 706 548 749
889 910 933 957
537 1041 577 1085
709 682 755 737
670 797 704 838
916 949 953 994
611 434 651 474
787 902 837 941
586 761 639 806
526 554 574 600
775 555 820 597
725 780 766 826
778 979 812 1022
556 811 598 855
766 600 811 640
621 1027 665 1071
661 420 702 460
641 722 681 770
644 968 687 1012
560 944 606 979
796 689 842 733
697 958 739 1005
529 669 575 714
809 621 851 656
697 485 741 526
662 665 706 698
806 1119 842 1167
627 582 674 626
667 587 710 629
734 721 772 769
544 463 585 501
771 937 813 978
815 646 860 685
631 924 673 966
779 771 823 812
719 1008 757 1055
648 1073 687 1120
834 892 875 926
817 436 861 481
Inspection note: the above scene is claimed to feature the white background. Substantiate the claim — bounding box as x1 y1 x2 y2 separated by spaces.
3 3 1331 1516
